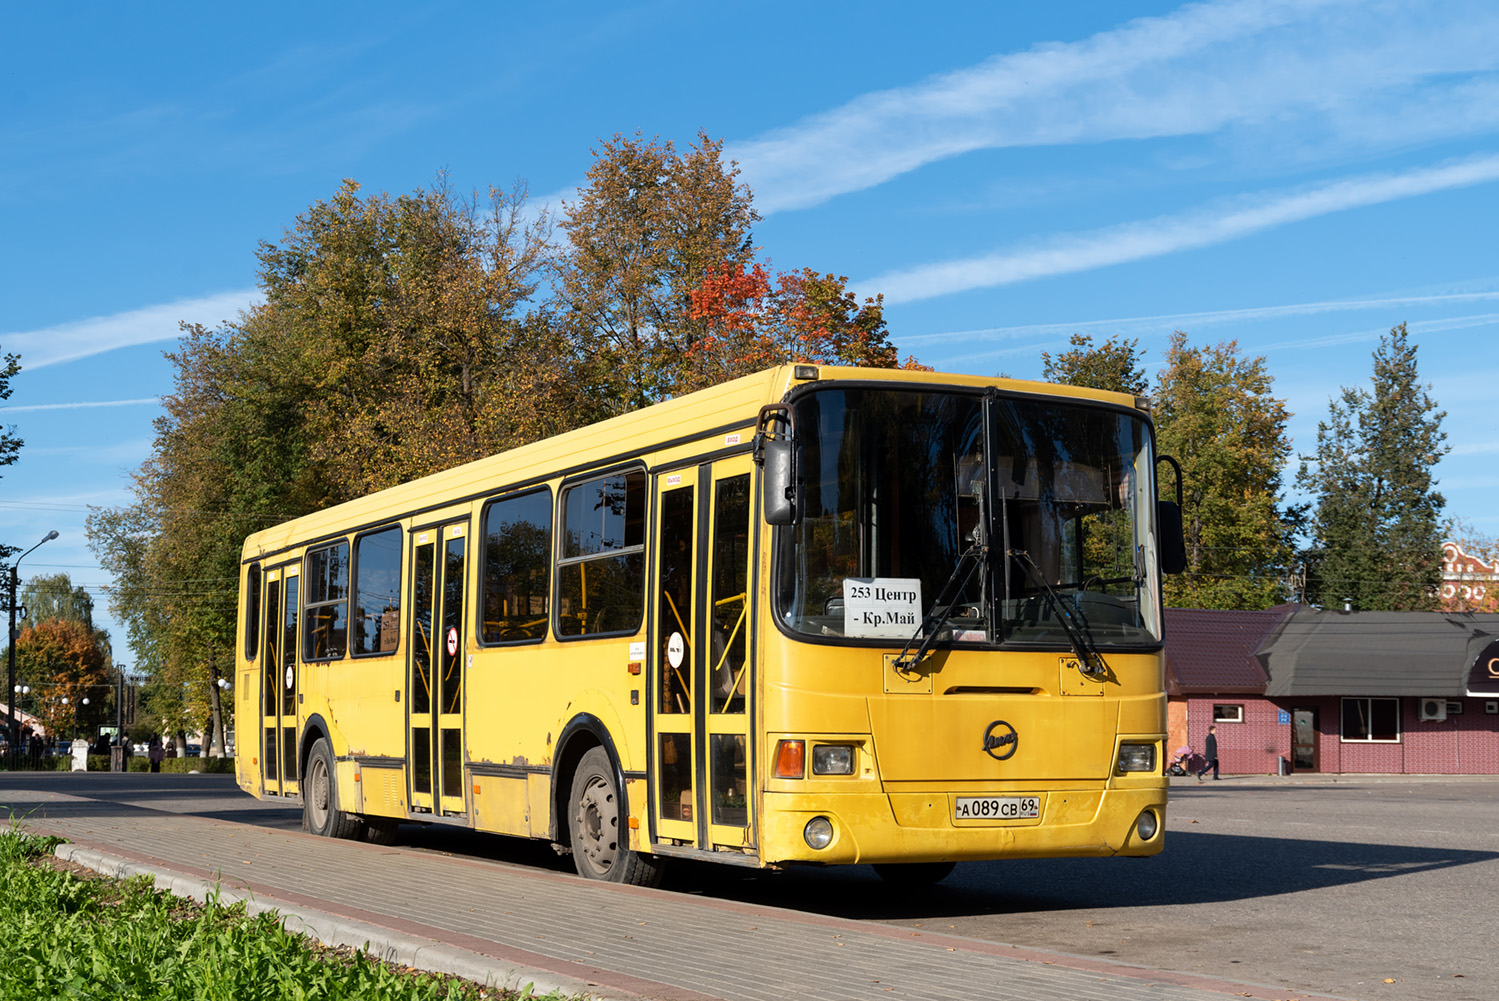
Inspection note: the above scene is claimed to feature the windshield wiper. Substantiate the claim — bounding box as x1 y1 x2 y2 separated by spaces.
1008 548 1106 678
893 542 985 671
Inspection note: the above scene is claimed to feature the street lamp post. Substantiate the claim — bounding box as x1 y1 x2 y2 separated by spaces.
6 530 59 764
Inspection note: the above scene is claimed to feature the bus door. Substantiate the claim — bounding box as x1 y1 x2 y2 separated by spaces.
260 564 300 796
408 522 469 816
651 455 756 852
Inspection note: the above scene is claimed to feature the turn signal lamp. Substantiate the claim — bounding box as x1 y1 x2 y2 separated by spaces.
774 739 805 778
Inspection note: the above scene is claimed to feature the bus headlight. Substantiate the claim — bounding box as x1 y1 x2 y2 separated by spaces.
812 744 855 775
803 816 834 850
1136 810 1159 841
1116 743 1157 773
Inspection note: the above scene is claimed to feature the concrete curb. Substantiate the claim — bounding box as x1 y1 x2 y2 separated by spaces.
54 843 627 1001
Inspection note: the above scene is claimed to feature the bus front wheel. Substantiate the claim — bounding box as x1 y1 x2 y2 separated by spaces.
303 737 362 840
568 747 664 887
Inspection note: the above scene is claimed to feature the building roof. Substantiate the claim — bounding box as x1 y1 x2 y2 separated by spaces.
1256 607 1499 697
1162 606 1293 695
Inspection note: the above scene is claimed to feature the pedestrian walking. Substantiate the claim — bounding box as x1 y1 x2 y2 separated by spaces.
1196 725 1219 781
148 735 163 773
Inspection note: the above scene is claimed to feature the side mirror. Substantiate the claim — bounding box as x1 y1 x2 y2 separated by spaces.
754 404 800 526
1155 454 1187 575
1156 500 1188 575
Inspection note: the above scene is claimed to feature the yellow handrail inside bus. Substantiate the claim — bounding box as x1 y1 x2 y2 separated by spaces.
662 590 692 711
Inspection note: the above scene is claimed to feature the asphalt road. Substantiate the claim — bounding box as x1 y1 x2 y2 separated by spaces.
10 772 1495 1001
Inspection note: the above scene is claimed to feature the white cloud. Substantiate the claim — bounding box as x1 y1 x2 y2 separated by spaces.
0 398 160 413
866 155 1499 304
731 0 1499 213
899 290 1499 347
1 289 261 369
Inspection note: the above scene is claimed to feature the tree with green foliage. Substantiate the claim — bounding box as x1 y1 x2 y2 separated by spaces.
1040 331 1296 609
1296 323 1448 611
0 349 23 568
1040 333 1148 395
1153 332 1297 609
558 131 759 413
19 573 96 628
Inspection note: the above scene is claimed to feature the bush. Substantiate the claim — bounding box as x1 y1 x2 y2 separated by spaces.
159 756 235 775
0 829 562 1000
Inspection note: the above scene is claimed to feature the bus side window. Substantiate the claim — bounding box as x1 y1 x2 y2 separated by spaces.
304 542 350 660
557 470 646 637
353 527 402 656
482 489 552 643
244 563 261 661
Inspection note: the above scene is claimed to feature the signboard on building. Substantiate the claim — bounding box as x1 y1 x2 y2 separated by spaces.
1467 638 1499 697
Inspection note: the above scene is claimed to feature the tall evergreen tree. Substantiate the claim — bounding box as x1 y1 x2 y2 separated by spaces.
1296 323 1448 610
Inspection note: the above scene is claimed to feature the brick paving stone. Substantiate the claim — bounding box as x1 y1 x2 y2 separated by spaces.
0 775 1341 1001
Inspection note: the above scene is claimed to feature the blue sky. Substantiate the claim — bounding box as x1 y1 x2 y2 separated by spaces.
3 0 1497 669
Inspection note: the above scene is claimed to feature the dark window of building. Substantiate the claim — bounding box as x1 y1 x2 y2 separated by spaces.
1212 703 1244 723
1341 697 1400 742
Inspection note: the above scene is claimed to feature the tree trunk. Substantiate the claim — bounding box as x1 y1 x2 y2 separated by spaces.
207 651 225 758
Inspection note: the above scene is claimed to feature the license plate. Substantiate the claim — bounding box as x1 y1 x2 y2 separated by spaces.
954 795 1040 821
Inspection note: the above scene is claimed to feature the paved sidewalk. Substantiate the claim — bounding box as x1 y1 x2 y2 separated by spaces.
2 774 1342 1001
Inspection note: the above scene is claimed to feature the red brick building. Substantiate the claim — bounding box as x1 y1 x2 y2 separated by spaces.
1163 606 1499 775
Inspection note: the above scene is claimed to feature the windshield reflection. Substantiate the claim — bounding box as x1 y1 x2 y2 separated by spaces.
774 387 1160 649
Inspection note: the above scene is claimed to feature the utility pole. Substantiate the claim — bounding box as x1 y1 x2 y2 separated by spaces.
6 530 58 764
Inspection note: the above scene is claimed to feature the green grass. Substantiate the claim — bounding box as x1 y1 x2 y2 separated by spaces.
0 830 572 1001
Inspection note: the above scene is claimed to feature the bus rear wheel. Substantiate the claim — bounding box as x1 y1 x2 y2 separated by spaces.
873 861 956 886
303 737 363 840
568 747 664 887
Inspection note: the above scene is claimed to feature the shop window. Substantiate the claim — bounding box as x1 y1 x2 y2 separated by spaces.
1212 703 1244 723
1341 697 1400 742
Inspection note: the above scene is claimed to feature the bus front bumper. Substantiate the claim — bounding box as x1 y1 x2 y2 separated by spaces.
759 785 1167 866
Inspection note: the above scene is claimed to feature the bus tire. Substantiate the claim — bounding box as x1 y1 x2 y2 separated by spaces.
304 738 362 840
873 861 956 886
363 818 400 845
568 747 664 887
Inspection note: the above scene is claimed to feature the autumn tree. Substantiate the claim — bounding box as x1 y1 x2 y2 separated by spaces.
558 131 758 412
10 618 110 739
1040 333 1148 395
1153 332 1297 609
258 176 580 494
1296 323 1448 611
90 175 579 742
682 261 925 389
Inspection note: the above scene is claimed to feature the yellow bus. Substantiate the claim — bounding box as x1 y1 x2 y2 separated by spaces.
234 364 1183 885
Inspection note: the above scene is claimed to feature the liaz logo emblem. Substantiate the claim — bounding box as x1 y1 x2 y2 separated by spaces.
982 720 1018 760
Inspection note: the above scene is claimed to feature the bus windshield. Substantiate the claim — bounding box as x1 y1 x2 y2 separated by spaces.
774 386 1161 649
